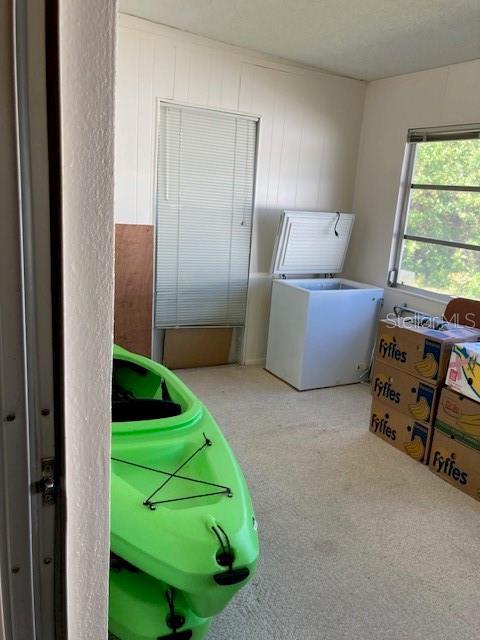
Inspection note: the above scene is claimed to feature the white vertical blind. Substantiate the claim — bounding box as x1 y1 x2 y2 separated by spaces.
155 103 257 328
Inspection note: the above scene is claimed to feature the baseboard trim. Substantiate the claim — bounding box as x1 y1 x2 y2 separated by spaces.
243 357 266 366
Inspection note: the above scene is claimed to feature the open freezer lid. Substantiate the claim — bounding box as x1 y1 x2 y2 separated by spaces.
271 210 355 276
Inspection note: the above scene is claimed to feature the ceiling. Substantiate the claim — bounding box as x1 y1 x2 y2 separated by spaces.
120 0 480 81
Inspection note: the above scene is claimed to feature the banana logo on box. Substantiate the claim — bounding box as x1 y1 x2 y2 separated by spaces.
404 422 429 462
442 397 461 419
408 396 430 421
414 352 438 379
457 413 480 438
450 344 480 400
404 437 425 461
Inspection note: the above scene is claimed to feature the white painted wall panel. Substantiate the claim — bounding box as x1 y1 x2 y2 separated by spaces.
188 49 212 105
115 14 366 361
153 40 175 99
345 59 480 318
137 37 155 222
173 47 191 103
220 59 243 111
115 28 139 223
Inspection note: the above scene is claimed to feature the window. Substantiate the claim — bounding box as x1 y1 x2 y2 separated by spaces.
390 125 480 299
155 103 257 328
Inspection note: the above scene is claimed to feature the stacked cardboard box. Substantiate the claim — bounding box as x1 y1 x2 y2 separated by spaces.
430 342 480 501
369 318 480 465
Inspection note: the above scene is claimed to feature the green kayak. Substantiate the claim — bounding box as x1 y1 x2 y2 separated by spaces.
110 345 259 632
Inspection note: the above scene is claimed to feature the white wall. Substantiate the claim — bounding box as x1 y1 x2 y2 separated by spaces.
115 14 366 363
59 2 116 639
345 59 480 317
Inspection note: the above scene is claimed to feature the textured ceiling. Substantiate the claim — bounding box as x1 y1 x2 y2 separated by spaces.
119 0 480 80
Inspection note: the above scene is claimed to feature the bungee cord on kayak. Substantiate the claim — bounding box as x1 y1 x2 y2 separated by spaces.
144 433 214 506
111 433 233 510
212 524 234 570
165 588 185 632
111 457 231 492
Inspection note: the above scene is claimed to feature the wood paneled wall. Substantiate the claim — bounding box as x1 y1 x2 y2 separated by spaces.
114 223 153 356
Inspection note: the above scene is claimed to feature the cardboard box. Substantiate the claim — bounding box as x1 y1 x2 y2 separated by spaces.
163 327 233 369
435 386 480 449
429 427 480 501
371 360 439 425
369 397 433 464
446 341 480 404
374 318 480 385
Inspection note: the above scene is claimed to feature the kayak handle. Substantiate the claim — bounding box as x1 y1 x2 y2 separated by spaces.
214 567 250 586
157 631 192 640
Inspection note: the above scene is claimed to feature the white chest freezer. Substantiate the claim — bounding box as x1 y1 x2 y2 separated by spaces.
265 211 383 390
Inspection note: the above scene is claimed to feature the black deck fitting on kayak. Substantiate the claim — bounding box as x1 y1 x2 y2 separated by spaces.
212 524 235 572
110 552 139 573
166 612 185 630
211 524 250 586
157 631 192 640
213 567 250 586
216 550 234 567
203 432 212 446
163 588 190 639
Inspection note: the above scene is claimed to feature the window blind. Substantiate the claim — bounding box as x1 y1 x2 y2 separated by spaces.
408 124 480 143
155 104 257 328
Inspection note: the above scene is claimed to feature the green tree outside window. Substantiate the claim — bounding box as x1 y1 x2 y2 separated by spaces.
399 139 480 298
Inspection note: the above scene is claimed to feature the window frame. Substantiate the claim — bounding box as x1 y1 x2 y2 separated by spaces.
389 125 480 301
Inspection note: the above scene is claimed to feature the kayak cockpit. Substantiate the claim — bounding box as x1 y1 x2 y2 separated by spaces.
113 358 183 421
112 398 181 422
111 351 204 432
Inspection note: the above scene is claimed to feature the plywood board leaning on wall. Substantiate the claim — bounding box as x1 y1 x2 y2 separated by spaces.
114 223 153 357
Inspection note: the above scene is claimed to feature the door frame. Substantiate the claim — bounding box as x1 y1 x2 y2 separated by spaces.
0 1 66 637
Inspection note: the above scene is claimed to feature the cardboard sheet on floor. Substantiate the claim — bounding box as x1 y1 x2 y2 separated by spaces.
163 328 233 369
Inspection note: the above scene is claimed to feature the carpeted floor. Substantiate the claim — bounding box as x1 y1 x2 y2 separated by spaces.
176 364 480 640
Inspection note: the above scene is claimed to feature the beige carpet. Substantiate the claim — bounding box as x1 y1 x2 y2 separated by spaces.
176 365 480 640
